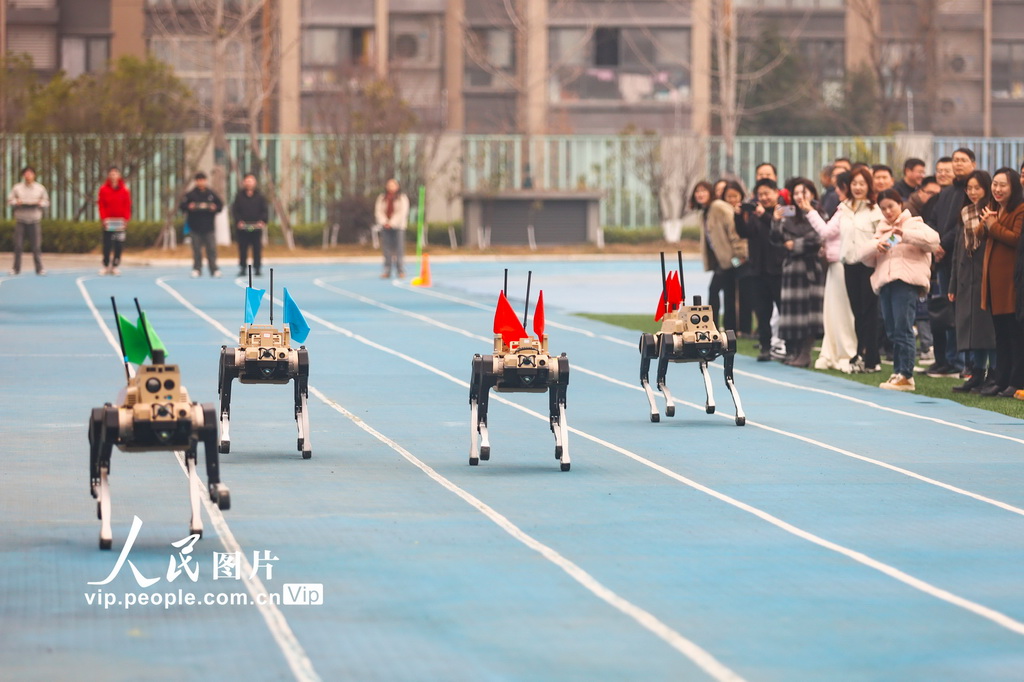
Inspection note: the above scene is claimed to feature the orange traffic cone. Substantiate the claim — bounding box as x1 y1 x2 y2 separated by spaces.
411 253 432 287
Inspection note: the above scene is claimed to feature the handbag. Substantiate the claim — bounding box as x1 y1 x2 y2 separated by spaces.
927 295 955 328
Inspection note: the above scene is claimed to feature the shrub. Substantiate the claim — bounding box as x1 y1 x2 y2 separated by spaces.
0 220 168 252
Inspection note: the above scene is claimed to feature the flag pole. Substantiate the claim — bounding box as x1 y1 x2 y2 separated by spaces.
503 268 508 297
133 298 157 362
677 250 686 302
660 252 669 317
110 297 131 381
522 271 532 328
269 268 274 327
248 264 253 289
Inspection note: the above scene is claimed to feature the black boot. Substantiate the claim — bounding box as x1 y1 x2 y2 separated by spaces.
785 337 814 368
952 370 986 393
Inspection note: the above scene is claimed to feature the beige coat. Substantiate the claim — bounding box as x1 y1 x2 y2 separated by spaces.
700 199 748 271
374 191 410 229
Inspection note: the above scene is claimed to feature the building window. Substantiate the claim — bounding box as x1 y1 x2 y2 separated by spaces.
61 37 110 78
464 28 515 89
798 39 844 105
300 26 373 90
993 41 1024 100
7 26 57 70
148 35 248 105
549 27 692 104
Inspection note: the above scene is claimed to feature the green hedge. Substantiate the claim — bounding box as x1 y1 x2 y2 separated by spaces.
0 220 169 253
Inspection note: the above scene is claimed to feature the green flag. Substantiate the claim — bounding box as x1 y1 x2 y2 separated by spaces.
117 314 149 365
138 311 167 360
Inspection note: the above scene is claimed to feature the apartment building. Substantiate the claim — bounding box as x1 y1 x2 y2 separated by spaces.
4 0 1024 136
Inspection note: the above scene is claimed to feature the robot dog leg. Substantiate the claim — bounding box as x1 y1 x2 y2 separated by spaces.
468 354 493 465
217 346 237 454
549 354 571 471
655 335 679 418
724 331 746 426
294 348 312 459
89 406 117 550
202 404 230 511
639 333 661 422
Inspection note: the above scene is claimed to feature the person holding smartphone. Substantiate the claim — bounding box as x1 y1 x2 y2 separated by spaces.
769 178 825 368
180 172 224 278
7 166 49 276
97 166 131 276
860 189 940 392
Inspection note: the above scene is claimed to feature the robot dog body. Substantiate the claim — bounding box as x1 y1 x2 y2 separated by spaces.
89 352 229 550
470 277 571 471
640 255 746 425
218 323 311 458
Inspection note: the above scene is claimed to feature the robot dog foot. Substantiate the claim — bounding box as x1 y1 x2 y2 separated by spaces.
208 483 231 510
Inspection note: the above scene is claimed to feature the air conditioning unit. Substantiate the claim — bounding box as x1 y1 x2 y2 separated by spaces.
391 16 441 69
946 52 979 76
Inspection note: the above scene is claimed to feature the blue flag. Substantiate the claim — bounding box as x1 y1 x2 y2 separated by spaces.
283 287 310 343
245 286 265 325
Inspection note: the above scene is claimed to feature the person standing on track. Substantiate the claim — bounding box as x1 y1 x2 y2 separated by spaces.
231 173 268 278
7 166 49 276
180 172 224 278
374 178 410 279
97 166 131 276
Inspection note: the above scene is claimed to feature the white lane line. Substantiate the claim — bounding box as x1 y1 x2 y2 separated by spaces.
159 278 745 680
79 276 321 682
254 280 1024 639
310 387 744 682
318 279 1024 520
393 279 1024 443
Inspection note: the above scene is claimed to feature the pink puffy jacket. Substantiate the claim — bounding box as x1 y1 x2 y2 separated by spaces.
806 209 841 263
859 209 940 294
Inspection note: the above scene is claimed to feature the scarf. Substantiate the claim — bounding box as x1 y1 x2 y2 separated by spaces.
962 203 982 254
385 191 396 220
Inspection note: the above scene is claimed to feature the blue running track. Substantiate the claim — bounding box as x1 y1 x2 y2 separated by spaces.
1 259 1023 681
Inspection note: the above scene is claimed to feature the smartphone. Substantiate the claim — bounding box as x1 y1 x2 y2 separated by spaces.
885 233 902 248
780 205 796 218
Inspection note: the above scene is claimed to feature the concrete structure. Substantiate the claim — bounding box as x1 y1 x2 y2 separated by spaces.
4 1 1024 136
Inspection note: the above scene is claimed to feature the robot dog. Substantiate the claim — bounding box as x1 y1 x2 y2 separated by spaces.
639 252 746 426
89 298 229 550
218 268 312 458
470 272 571 471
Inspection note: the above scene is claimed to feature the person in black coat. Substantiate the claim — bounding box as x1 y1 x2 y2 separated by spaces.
180 172 225 278
231 173 269 277
737 178 788 360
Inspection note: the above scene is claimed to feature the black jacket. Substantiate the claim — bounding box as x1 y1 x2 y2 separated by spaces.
231 189 269 227
180 187 224 233
737 207 787 277
894 179 916 200
927 178 969 267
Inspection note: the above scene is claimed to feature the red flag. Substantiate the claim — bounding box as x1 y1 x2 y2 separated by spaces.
533 290 545 338
655 271 683 321
668 271 683 307
494 292 527 346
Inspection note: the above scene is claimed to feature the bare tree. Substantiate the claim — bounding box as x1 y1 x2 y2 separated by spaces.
147 0 303 247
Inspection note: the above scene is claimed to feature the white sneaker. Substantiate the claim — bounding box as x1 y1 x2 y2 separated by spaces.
98 267 109 276
212 269 223 278
880 374 916 391
111 267 121 276
191 269 201 278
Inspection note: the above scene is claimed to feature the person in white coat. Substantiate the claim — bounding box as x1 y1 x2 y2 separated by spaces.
374 178 410 279
806 171 858 372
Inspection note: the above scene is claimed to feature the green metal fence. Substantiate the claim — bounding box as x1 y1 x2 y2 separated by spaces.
4 133 1022 228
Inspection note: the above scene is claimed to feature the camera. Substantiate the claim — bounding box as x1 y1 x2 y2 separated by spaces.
780 204 797 218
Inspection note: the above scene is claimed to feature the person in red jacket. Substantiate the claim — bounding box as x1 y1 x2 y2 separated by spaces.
97 166 132 276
